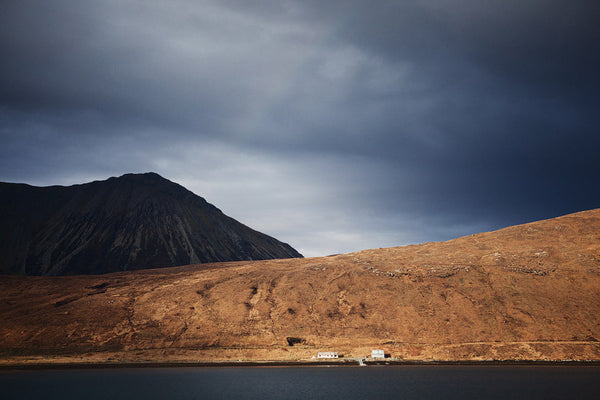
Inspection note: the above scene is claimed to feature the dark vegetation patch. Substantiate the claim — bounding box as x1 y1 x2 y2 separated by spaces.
54 296 80 307
196 282 214 296
286 337 304 346
86 289 107 296
88 282 109 290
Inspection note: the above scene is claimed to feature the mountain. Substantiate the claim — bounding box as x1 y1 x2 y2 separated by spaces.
0 209 598 365
0 173 302 275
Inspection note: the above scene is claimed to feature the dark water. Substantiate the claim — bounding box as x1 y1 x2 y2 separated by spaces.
2 365 600 400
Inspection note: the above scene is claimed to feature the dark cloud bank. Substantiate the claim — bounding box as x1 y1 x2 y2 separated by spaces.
1 1 599 256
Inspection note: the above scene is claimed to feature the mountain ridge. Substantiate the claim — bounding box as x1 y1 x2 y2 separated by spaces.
0 172 302 275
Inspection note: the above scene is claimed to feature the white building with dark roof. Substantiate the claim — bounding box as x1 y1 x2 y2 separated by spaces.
317 352 338 359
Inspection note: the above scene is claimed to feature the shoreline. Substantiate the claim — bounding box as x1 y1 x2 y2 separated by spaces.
3 358 600 371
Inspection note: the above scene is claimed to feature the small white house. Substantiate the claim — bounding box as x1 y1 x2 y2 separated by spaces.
371 349 385 359
317 352 338 359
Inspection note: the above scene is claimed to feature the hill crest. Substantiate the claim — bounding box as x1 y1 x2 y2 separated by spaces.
1 208 598 364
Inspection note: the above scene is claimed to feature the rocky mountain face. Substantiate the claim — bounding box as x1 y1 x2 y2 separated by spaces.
0 173 302 275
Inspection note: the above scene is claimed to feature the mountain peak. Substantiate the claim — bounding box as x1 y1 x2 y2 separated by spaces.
115 172 167 181
0 175 302 275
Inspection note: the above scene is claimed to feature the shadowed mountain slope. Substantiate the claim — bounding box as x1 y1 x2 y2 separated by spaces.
0 209 598 364
0 173 301 275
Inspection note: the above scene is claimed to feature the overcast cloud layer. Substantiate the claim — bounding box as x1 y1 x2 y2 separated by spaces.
1 1 599 256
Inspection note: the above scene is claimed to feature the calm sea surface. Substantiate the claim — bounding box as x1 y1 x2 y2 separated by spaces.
2 365 600 400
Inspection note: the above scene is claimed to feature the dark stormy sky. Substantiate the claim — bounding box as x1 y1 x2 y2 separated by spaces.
1 1 599 256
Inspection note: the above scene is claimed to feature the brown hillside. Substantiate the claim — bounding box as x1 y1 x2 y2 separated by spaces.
1 209 599 365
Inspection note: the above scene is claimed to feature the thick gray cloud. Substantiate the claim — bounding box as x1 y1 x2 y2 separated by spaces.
1 1 599 256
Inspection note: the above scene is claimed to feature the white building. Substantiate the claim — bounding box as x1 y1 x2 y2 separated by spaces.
317 352 338 359
371 349 385 359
